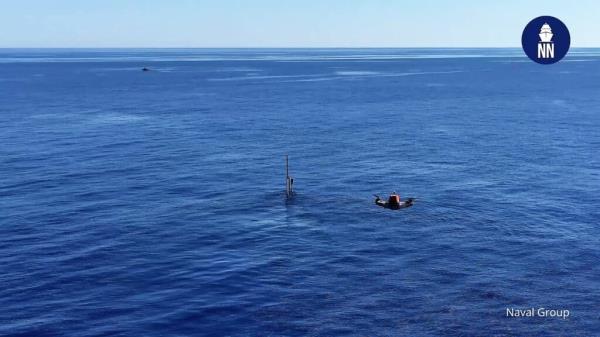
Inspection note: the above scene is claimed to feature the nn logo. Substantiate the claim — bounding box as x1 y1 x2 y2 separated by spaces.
522 16 570 64
538 23 554 58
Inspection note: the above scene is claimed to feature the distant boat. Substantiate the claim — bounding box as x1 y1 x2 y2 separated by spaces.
374 194 415 210
142 67 150 72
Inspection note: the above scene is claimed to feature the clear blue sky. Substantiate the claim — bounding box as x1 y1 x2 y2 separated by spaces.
0 0 598 47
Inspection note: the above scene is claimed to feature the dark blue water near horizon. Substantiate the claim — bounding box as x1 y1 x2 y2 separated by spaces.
1 49 600 336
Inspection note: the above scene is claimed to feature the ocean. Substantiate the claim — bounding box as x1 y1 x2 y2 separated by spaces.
1 48 600 336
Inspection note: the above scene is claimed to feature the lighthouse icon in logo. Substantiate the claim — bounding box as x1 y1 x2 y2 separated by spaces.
538 23 554 58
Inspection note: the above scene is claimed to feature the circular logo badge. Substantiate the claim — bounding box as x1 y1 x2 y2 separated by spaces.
521 16 570 64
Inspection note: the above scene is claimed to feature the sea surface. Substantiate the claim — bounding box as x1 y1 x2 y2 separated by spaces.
1 48 600 336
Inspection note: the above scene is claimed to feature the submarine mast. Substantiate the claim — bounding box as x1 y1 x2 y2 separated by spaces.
286 155 293 198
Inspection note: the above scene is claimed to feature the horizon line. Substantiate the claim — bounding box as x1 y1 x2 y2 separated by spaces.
0 46 598 49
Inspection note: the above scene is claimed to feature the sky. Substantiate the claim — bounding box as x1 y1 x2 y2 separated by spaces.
0 0 598 48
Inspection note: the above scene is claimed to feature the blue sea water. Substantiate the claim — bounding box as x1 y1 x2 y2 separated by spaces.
1 48 600 336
